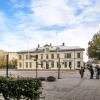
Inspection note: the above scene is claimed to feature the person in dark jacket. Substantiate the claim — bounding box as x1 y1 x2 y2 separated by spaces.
95 65 100 79
88 65 94 79
79 66 85 78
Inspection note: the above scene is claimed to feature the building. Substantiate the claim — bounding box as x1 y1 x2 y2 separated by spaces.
8 52 18 61
17 43 85 70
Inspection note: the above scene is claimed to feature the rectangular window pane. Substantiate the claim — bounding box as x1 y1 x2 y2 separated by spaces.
19 55 22 60
41 54 43 59
64 53 67 58
77 61 81 67
29 62 32 68
67 53 71 58
57 54 59 58
77 53 80 58
51 61 54 67
26 55 28 60
46 62 49 69
64 62 67 68
26 62 28 68
51 54 54 59
46 54 48 59
29 55 32 59
41 61 43 68
57 62 59 68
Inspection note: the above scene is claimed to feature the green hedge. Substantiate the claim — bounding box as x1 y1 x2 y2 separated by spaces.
0 76 42 100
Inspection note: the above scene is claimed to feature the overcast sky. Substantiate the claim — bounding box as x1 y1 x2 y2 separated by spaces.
0 0 100 61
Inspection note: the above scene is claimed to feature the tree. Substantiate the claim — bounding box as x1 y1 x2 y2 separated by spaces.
9 59 17 69
88 32 100 60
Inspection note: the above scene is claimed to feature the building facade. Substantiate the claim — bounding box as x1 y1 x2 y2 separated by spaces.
17 44 85 70
8 52 18 61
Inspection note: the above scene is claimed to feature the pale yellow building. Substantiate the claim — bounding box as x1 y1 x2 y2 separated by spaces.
17 44 85 70
8 52 18 61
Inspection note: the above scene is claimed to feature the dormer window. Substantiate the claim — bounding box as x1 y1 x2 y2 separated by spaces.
45 48 49 51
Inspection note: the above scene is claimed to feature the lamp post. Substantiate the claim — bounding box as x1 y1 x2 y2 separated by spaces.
57 47 61 79
31 55 43 78
31 55 38 78
34 55 38 78
58 56 61 79
74 49 75 70
6 54 9 77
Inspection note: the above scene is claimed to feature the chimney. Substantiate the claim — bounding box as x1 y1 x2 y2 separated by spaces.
38 44 40 48
50 43 52 46
62 42 65 46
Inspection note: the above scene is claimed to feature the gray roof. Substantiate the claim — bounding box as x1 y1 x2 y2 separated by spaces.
17 45 85 53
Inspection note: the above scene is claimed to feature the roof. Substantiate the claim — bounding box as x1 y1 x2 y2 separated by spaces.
17 44 85 53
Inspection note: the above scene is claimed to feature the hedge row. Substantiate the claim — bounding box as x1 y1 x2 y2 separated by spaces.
0 77 42 100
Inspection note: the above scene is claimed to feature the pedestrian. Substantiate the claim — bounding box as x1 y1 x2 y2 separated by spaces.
79 66 85 78
95 65 100 79
88 65 94 79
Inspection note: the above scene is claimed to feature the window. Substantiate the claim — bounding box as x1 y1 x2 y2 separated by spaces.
57 54 59 58
51 61 54 68
29 55 32 59
69 62 72 69
41 54 43 59
46 62 49 69
77 53 81 58
19 62 22 68
41 61 43 68
77 61 81 67
26 55 28 60
51 54 54 59
45 48 49 51
67 53 71 58
19 55 22 60
57 62 59 68
25 62 28 68
46 54 48 59
64 62 67 68
29 62 32 68
64 53 67 58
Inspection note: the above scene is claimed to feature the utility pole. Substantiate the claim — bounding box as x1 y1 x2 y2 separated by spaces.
57 47 61 79
58 56 61 79
74 49 75 70
35 55 38 78
6 54 9 77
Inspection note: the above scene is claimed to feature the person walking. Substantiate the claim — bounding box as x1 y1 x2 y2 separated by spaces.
88 65 94 79
79 66 85 78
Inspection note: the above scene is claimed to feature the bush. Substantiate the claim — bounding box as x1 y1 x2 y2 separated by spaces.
47 76 56 82
38 77 46 81
0 77 42 100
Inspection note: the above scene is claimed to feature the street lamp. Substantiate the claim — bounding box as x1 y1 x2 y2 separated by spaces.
31 55 43 78
74 49 75 70
58 56 61 79
6 54 9 77
31 55 38 78
56 47 61 79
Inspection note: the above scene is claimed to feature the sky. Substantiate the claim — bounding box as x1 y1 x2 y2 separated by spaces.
0 0 100 61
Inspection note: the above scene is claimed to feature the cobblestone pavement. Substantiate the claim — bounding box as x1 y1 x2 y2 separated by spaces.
0 70 100 100
41 71 100 100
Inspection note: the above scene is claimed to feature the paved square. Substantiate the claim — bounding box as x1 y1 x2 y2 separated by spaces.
0 70 100 100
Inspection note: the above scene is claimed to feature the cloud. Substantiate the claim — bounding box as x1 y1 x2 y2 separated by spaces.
0 0 100 61
31 0 75 26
